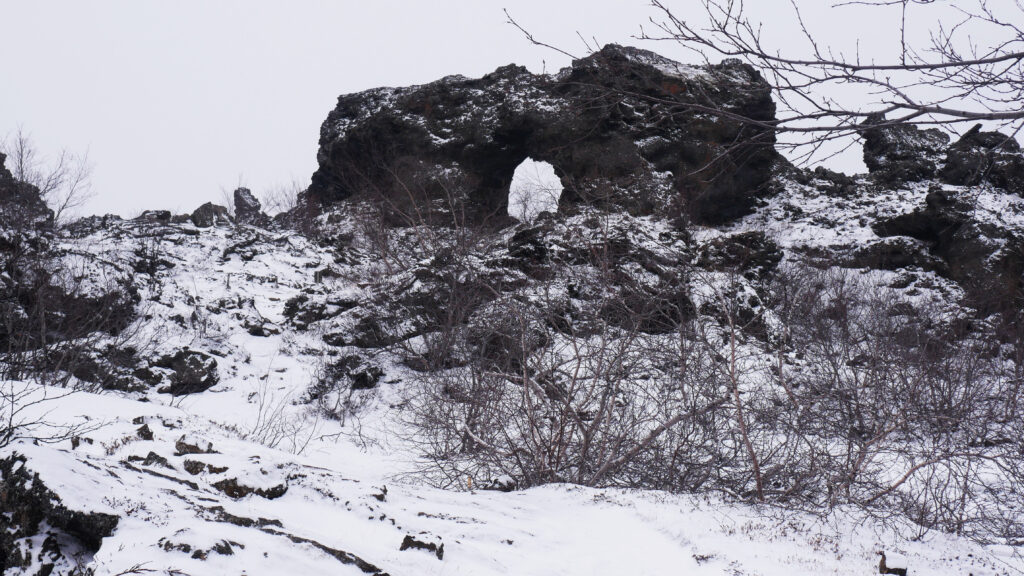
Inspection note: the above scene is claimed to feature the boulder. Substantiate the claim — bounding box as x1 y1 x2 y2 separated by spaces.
940 124 1024 194
399 534 444 560
135 210 172 224
307 44 780 226
233 187 270 227
191 202 233 227
154 349 219 395
861 115 949 186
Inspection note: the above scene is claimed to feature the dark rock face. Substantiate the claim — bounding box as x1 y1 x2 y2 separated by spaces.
135 210 172 224
0 453 119 574
0 152 54 231
940 124 1024 194
874 187 1024 314
0 154 139 365
191 202 233 227
697 231 782 282
861 115 950 186
848 236 947 274
154 349 220 395
308 44 780 226
233 187 270 227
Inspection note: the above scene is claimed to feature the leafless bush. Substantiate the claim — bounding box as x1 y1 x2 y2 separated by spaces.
763 264 1024 538
244 376 321 455
404 208 731 491
0 381 99 448
1 128 93 224
260 179 304 215
0 134 145 447
403 237 1024 539
331 137 1024 541
640 0 1024 163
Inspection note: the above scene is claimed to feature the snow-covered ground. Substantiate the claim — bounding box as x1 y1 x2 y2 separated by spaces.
4 206 1024 575
11 385 1021 576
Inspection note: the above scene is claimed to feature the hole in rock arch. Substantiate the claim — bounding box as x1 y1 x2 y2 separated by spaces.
507 158 562 223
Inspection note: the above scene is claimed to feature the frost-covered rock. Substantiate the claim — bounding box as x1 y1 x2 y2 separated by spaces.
862 114 950 185
0 453 118 574
940 124 1024 194
192 202 233 227
308 44 780 226
233 187 270 227
874 185 1024 313
0 152 53 231
154 348 220 395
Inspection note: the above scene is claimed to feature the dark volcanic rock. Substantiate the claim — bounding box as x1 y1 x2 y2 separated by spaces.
233 187 270 227
399 534 444 560
697 231 783 282
191 202 233 227
212 477 288 500
940 124 1024 194
135 209 172 224
848 237 947 274
861 115 950 186
308 44 780 226
0 152 54 231
0 453 119 574
874 187 1024 314
155 349 220 395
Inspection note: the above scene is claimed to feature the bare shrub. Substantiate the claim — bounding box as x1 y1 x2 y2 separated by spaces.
244 377 321 455
325 129 1024 541
260 179 304 215
1 128 93 224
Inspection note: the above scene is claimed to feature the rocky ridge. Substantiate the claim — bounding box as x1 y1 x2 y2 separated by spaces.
308 44 780 226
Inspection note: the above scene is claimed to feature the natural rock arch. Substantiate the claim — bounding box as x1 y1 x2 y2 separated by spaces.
306 44 781 227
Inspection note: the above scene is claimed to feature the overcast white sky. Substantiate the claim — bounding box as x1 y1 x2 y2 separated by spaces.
0 1 994 217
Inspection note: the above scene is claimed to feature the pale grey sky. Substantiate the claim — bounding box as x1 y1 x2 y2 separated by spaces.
2 1 651 216
0 1 995 218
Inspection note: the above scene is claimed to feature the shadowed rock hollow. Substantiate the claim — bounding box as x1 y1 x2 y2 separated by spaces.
307 44 780 226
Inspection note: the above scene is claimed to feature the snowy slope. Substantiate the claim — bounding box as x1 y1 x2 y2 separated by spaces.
10 385 1021 576
1 210 1021 575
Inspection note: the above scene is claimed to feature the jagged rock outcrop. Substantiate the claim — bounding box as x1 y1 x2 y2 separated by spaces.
191 202 233 227
853 118 1024 315
864 118 1024 195
0 453 119 574
308 44 780 226
940 124 1024 194
0 152 54 231
0 151 51 274
874 186 1024 314
862 115 950 186
233 187 270 227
